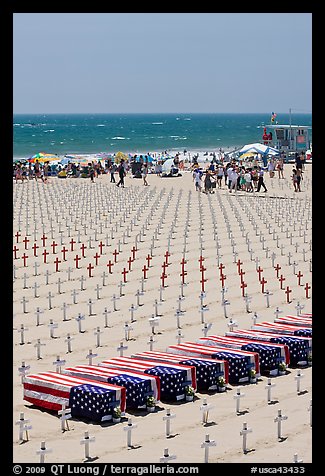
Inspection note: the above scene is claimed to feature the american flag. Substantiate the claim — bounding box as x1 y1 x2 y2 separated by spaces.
198 335 287 373
167 342 258 384
252 321 312 338
274 316 312 328
23 371 126 421
226 329 311 366
99 357 196 401
62 365 160 408
131 350 229 390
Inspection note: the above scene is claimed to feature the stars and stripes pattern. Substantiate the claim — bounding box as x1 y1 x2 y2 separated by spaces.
275 315 312 328
131 350 229 390
226 329 311 366
199 335 287 373
167 342 258 384
62 365 160 408
252 321 312 338
99 357 196 401
23 371 126 421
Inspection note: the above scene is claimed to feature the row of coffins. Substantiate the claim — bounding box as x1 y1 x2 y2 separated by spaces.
23 314 312 423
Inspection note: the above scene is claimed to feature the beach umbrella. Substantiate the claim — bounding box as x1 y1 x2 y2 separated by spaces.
238 143 279 156
115 151 128 164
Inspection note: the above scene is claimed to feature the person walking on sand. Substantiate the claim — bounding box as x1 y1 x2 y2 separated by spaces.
193 167 202 192
276 157 285 179
216 164 224 188
89 163 95 183
109 162 116 183
296 168 303 192
116 159 126 188
141 162 149 186
257 167 268 192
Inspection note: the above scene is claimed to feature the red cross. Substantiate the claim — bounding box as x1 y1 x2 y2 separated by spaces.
146 254 152 267
13 245 19 259
113 249 119 263
180 268 187 284
218 263 225 277
14 231 21 243
274 263 281 278
61 246 68 261
80 243 87 258
279 274 286 289
304 282 311 299
297 271 303 286
261 277 267 293
180 257 187 269
257 266 264 282
87 262 94 277
162 262 169 274
200 276 207 293
127 256 133 271
142 264 148 279
93 252 100 266
32 242 39 257
21 253 28 267
161 273 167 287
98 241 105 255
42 249 49 264
239 269 246 284
164 250 171 265
74 254 81 269
198 256 205 269
220 274 227 287
122 267 128 283
240 281 247 297
131 246 137 261
51 241 58 254
22 236 29 250
70 238 76 252
41 234 47 247
285 286 292 303
236 259 243 274
107 260 114 274
54 257 61 272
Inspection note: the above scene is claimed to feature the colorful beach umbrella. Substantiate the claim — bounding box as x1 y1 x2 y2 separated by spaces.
238 143 280 156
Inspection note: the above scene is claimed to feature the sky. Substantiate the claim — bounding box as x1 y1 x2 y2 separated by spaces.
13 13 312 114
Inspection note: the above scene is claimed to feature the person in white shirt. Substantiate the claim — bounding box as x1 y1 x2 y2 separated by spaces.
229 167 238 193
244 169 253 192
257 167 268 192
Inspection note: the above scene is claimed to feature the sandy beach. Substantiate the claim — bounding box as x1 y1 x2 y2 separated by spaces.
12 162 312 465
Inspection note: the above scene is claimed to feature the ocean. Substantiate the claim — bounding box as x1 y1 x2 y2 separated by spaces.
13 113 312 160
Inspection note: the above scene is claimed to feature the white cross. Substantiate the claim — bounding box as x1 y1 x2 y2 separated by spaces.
34 339 45 359
148 335 156 351
18 324 28 345
295 302 305 316
234 387 245 414
264 290 273 308
80 431 96 460
112 294 119 311
65 333 73 353
18 361 30 383
21 296 28 314
240 422 252 454
16 412 32 442
176 329 184 345
227 318 238 332
75 313 85 333
61 302 69 322
243 294 252 313
293 453 303 463
88 298 95 316
124 322 133 341
117 341 128 357
103 307 111 328
163 409 176 437
201 434 216 463
274 409 288 439
295 369 304 393
119 281 125 297
86 349 98 366
129 304 137 323
58 404 71 432
308 400 312 427
174 310 183 329
71 289 79 304
123 418 137 448
199 305 209 324
222 299 230 318
33 281 40 298
159 285 165 302
23 273 28 289
160 448 177 463
135 289 143 307
95 284 102 300
36 441 52 463
202 322 212 338
53 355 66 373
200 398 213 424
265 378 276 403
48 319 58 339
149 315 160 334
48 291 54 310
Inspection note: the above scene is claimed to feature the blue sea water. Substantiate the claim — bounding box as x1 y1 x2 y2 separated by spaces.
13 113 312 159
